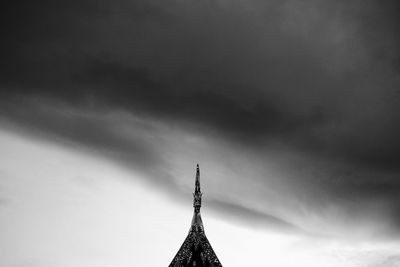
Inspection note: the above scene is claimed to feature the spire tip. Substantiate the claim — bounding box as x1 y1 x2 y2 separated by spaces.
193 163 202 212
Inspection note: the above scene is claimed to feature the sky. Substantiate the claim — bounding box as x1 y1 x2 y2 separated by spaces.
1 0 400 266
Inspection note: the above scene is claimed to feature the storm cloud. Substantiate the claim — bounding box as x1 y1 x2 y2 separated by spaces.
1 0 400 240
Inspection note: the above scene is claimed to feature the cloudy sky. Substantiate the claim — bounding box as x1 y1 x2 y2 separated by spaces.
1 0 400 266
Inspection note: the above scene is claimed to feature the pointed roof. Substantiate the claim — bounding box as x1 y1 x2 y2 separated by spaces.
169 165 223 267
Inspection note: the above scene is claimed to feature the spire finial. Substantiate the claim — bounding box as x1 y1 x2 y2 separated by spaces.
193 164 202 213
195 164 200 191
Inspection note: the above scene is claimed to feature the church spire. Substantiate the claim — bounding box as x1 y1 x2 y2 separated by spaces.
191 164 203 229
169 164 222 267
193 164 202 213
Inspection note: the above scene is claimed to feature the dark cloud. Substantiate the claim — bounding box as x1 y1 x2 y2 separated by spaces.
1 0 400 238
0 99 159 169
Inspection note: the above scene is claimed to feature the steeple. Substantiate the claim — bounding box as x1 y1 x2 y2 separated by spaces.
169 165 222 267
191 164 203 231
193 164 203 213
195 164 201 196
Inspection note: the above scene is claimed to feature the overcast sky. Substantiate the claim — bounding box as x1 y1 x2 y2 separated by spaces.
1 0 400 266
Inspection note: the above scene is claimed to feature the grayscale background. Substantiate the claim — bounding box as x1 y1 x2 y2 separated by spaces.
1 0 400 266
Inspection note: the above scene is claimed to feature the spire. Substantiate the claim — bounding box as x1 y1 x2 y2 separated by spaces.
169 164 222 267
195 164 201 193
193 164 202 213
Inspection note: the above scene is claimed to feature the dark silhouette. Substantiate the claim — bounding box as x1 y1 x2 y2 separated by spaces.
169 165 222 267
